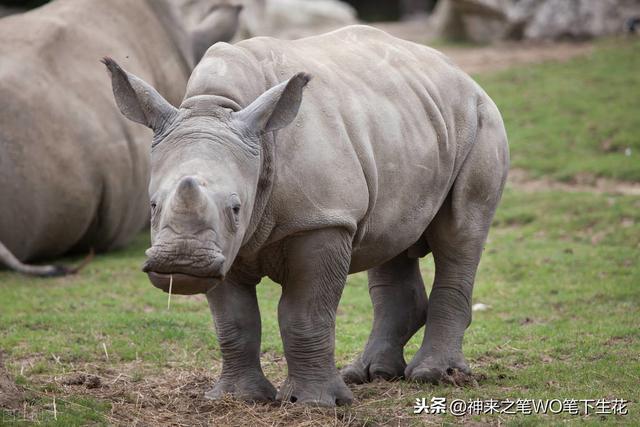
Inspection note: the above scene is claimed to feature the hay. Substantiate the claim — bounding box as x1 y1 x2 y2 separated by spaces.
8 358 446 426
168 274 173 310
0 351 25 412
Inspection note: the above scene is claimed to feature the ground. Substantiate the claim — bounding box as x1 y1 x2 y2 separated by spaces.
375 18 596 74
0 37 639 426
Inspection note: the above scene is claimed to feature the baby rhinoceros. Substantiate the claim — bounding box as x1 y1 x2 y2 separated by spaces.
104 25 509 406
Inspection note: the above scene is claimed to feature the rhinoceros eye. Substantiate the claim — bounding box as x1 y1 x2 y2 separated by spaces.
227 194 241 231
150 200 161 230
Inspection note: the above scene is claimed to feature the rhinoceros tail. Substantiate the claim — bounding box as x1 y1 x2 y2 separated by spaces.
0 240 93 277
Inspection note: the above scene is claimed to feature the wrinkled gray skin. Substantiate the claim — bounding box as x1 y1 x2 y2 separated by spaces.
0 0 241 276
105 26 509 406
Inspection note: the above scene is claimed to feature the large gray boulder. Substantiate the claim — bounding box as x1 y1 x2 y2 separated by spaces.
511 0 640 40
179 0 358 39
257 0 357 38
432 0 640 42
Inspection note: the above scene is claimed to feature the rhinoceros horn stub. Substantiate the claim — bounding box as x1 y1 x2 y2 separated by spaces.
174 177 205 209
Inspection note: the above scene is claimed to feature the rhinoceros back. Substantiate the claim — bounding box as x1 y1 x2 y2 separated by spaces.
187 26 495 268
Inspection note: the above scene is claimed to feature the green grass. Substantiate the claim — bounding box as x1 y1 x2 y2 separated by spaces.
1 40 640 425
1 397 109 426
1 190 638 425
476 38 640 182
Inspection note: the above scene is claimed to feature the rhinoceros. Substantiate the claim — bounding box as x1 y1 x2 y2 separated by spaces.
104 25 509 406
0 0 242 276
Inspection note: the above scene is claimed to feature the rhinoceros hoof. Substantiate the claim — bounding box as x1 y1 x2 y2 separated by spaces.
341 350 405 384
277 375 354 406
204 373 277 403
405 355 476 387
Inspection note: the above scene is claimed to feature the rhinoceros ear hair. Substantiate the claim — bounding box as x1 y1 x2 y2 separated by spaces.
101 57 177 133
233 72 312 135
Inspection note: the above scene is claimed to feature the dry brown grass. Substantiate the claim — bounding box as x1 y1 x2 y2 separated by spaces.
7 359 459 426
0 351 25 411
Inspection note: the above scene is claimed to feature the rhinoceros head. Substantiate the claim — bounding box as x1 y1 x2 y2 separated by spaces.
102 58 310 294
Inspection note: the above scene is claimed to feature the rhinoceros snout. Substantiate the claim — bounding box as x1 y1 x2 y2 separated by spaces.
142 243 226 279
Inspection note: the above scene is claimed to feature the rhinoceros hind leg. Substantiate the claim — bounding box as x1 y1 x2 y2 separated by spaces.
405 209 481 385
406 116 508 385
342 254 428 384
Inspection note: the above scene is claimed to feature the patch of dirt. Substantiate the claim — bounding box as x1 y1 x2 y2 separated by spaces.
507 168 640 196
443 368 480 387
372 19 594 74
0 351 24 411
10 361 455 426
439 41 594 75
373 19 436 45
605 336 635 346
60 373 102 389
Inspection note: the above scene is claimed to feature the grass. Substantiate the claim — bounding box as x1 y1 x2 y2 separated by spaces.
476 38 640 182
1 39 639 425
1 189 639 425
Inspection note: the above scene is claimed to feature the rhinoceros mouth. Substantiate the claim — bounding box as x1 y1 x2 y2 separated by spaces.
146 271 222 295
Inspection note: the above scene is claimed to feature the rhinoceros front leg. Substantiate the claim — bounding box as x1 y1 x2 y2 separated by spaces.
276 228 354 406
205 277 276 402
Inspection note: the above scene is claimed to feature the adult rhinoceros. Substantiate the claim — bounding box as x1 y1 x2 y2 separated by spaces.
0 0 241 276
104 25 509 406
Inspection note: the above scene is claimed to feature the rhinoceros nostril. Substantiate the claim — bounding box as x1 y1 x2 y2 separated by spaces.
211 254 226 271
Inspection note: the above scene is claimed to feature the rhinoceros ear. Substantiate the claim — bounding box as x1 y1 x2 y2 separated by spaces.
233 72 311 134
101 57 177 133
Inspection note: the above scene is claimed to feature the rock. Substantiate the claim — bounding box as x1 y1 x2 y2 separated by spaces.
431 0 640 42
401 0 436 20
511 0 640 40
260 0 357 39
431 0 511 42
472 302 490 311
179 0 358 40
